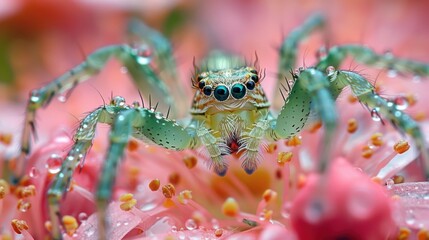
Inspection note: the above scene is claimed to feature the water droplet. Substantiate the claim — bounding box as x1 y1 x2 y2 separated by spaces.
304 200 324 224
84 228 95 237
155 112 164 119
30 94 40 103
57 94 67 103
113 96 126 107
370 109 381 122
123 221 129 226
387 69 397 78
405 209 416 225
78 212 88 222
386 178 394 189
171 225 177 233
185 219 197 230
45 154 62 174
178 231 186 240
393 96 409 110
29 167 40 178
120 67 128 74
326 66 335 75
133 46 152 65
347 186 375 219
281 201 292 219
211 218 219 229
116 221 122 227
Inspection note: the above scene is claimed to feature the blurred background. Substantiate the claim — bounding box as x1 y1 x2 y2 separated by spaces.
0 0 429 153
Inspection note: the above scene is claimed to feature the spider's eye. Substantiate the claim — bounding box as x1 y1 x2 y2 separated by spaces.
198 81 206 89
231 83 246 99
197 75 204 81
251 75 259 83
203 86 212 96
246 80 255 90
250 69 257 74
214 85 229 101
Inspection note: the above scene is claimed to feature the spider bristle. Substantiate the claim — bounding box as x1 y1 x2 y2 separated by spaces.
279 88 286 101
166 105 171 119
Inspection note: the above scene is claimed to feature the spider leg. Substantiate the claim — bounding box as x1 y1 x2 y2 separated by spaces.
333 70 429 178
17 43 174 178
271 69 336 173
273 13 325 109
316 44 429 76
47 105 119 239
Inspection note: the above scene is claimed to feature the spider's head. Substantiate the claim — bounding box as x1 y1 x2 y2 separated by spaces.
190 52 269 114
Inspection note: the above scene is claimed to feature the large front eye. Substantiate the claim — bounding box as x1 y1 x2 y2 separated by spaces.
231 83 246 99
214 85 229 101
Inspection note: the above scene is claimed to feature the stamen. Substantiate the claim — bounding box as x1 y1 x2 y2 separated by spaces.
277 151 293 167
0 133 12 145
62 215 78 236
262 189 277 203
222 197 239 217
17 199 31 212
168 172 180 185
394 140 410 154
417 228 429 240
127 139 139 152
347 118 358 133
149 179 160 191
119 193 137 211
285 135 302 147
361 145 374 159
44 221 52 232
162 184 176 198
183 155 198 169
398 227 411 240
11 219 29 234
370 132 384 147
16 185 36 198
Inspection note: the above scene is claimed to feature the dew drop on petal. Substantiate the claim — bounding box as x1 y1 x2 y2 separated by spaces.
171 225 177 233
45 154 62 174
371 109 381 122
405 209 416 225
387 69 397 78
347 186 375 219
78 212 88 222
393 96 409 110
185 219 197 230
386 178 394 190
120 67 128 74
281 201 292 219
57 94 67 103
29 167 40 178
211 218 219 229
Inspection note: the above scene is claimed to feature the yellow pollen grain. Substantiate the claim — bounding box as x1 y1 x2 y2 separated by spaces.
11 219 29 234
44 221 52 232
149 179 160 191
0 133 13 145
120 199 137 211
0 179 10 199
127 139 139 152
398 227 411 240
119 193 134 202
347 94 358 103
277 151 293 167
62 215 78 236
370 132 384 146
168 172 180 185
222 197 239 217
414 111 426 121
417 228 429 240
347 118 358 133
162 184 176 198
262 189 277 203
16 199 31 211
17 185 36 198
361 146 374 159
308 121 322 133
183 155 198 169
394 140 410 154
393 175 405 184
286 135 302 147
371 177 383 185
266 143 277 153
214 228 223 237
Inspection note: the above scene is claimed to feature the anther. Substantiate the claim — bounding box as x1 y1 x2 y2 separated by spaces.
0 133 12 145
119 193 137 211
417 228 429 240
285 135 302 146
266 143 277 153
0 179 10 199
183 155 198 169
11 219 29 234
162 183 176 198
398 227 411 240
393 175 405 184
347 118 358 133
168 172 180 185
222 197 239 217
277 151 293 167
149 179 160 191
361 145 374 158
394 140 410 154
370 132 384 146
62 215 78 236
127 139 139 152
262 189 277 203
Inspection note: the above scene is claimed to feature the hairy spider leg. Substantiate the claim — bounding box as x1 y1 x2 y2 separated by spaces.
274 13 325 109
315 45 429 178
17 43 174 178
